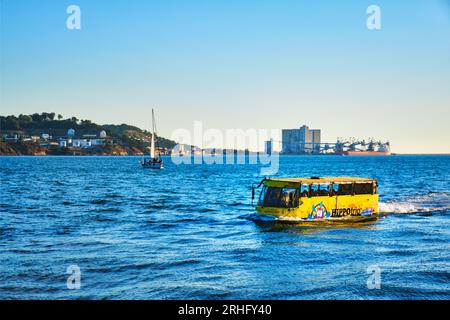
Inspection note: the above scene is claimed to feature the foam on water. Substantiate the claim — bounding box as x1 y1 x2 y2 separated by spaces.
379 192 450 214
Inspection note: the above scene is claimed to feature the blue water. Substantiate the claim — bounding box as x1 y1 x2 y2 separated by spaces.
0 155 449 299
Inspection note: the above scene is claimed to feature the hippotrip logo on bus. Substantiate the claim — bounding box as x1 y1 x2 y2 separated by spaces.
331 207 375 217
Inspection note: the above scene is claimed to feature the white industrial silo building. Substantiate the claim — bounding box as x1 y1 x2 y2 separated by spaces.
67 128 75 138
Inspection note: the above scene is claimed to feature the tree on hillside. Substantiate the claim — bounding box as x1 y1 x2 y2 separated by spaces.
2 116 20 130
57 114 63 120
18 114 32 123
31 113 42 122
39 112 55 121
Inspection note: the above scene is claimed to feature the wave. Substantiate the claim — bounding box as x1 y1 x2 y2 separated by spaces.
242 213 277 222
379 192 450 214
90 199 109 205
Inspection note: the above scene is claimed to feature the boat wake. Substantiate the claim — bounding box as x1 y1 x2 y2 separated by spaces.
379 192 450 214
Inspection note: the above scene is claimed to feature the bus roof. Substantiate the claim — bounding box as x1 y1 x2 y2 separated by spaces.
265 177 376 184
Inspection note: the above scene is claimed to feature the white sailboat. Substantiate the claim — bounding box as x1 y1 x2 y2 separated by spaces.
141 109 164 169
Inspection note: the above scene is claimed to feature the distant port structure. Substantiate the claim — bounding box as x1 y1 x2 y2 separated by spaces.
282 125 321 154
277 125 391 155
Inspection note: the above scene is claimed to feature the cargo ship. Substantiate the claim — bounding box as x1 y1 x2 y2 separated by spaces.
334 139 391 156
336 150 391 156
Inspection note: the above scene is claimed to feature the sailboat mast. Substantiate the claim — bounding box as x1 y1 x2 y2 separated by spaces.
152 109 156 138
150 109 155 159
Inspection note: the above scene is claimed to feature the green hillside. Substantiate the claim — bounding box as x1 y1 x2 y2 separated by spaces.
0 112 177 149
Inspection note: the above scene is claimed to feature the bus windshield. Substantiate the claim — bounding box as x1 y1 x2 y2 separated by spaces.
258 186 299 208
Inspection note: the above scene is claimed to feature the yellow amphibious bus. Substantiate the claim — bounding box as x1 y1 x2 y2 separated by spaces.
254 177 378 221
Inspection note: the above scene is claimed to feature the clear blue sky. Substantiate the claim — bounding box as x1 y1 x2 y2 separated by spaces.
1 0 450 153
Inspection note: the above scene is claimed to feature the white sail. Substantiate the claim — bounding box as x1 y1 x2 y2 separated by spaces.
150 109 156 158
141 108 163 169
150 134 155 158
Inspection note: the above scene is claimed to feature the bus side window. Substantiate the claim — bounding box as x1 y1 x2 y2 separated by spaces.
300 184 309 198
310 184 319 197
318 184 330 196
354 183 373 195
281 188 298 208
331 184 339 196
337 183 353 195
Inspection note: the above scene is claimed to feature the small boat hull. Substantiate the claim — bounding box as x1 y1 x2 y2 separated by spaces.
140 160 163 169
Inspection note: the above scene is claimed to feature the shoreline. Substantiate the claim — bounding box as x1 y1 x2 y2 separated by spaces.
1 153 448 157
